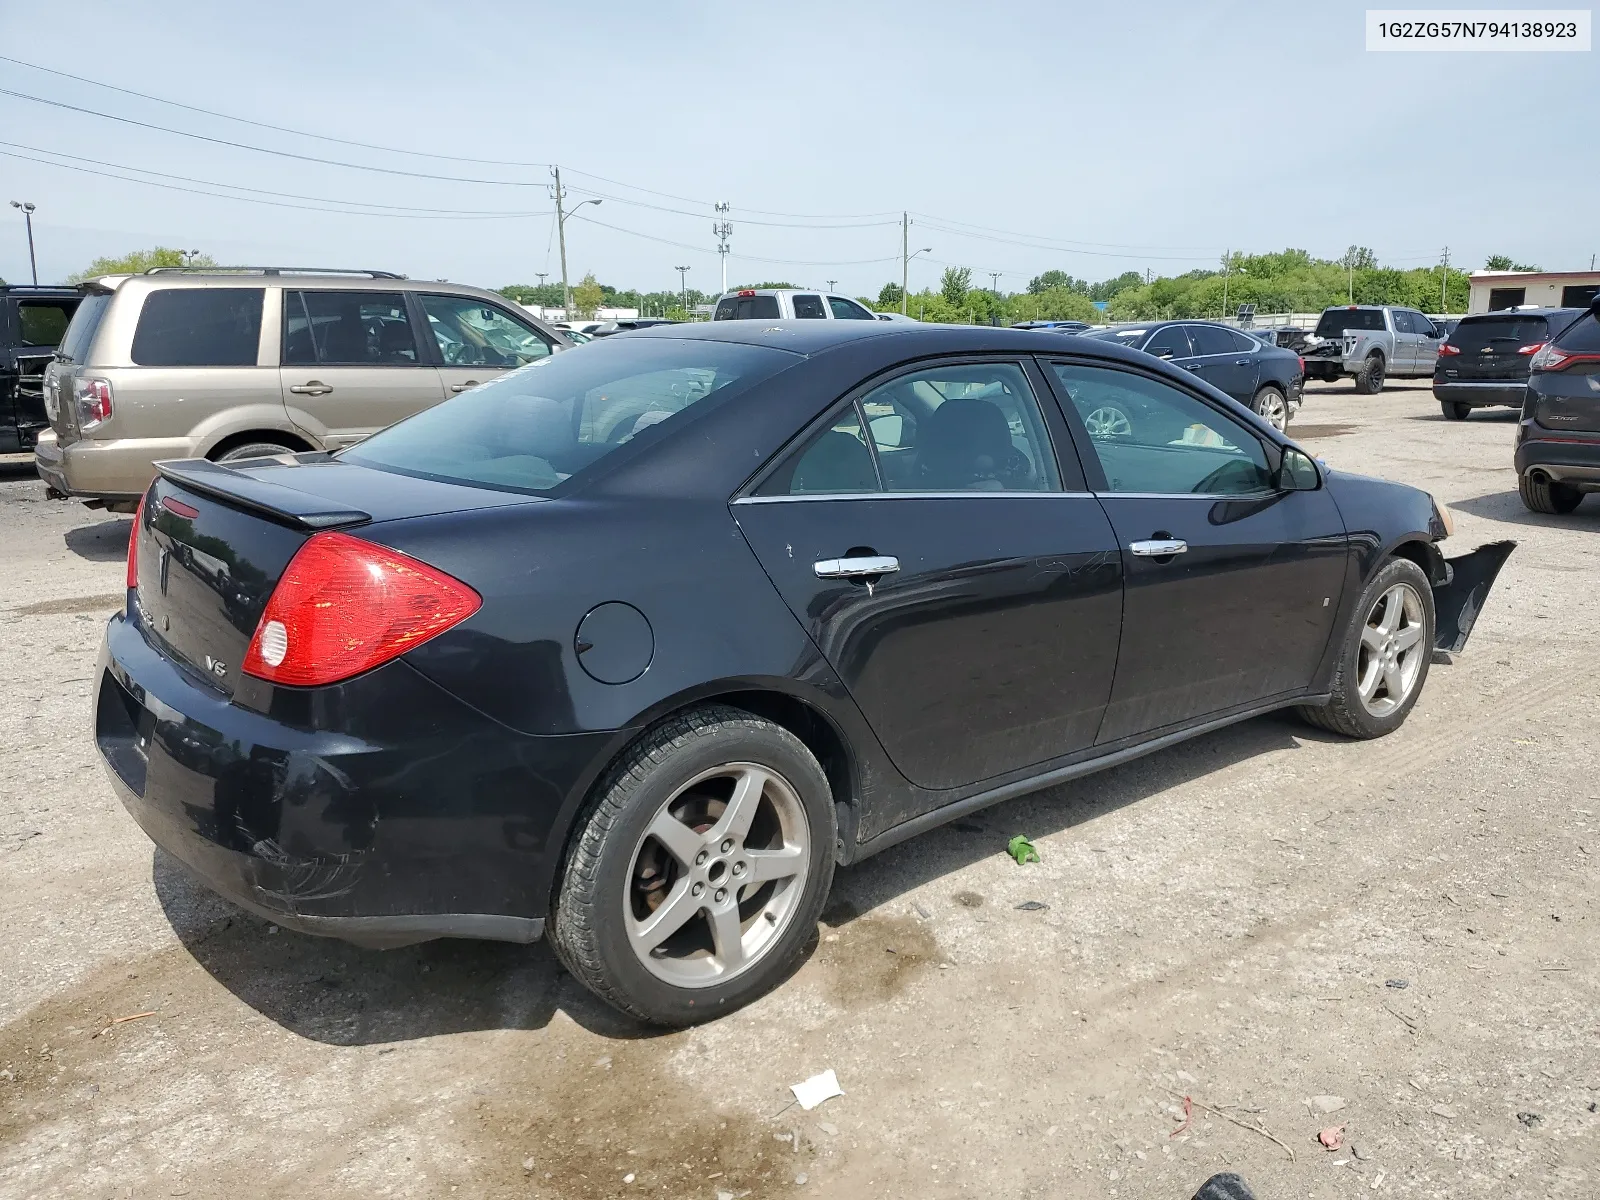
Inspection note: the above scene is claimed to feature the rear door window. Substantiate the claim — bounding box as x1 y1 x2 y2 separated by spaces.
284 291 418 366
791 294 827 319
828 296 876 320
1186 325 1235 357
15 300 77 347
1143 325 1193 359
130 288 264 367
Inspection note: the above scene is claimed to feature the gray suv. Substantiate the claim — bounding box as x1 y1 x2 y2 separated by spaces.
35 267 569 510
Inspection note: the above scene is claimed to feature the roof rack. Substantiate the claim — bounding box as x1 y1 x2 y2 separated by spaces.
143 266 406 279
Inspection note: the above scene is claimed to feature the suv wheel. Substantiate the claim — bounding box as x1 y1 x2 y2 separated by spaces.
551 706 836 1026
213 440 301 463
1297 557 1434 739
1353 353 1386 395
1441 401 1471 421
1252 386 1289 431
1519 471 1583 515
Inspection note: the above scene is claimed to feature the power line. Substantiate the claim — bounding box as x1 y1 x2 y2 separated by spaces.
0 53 550 169
911 211 1223 254
569 212 897 267
562 167 900 221
562 183 898 230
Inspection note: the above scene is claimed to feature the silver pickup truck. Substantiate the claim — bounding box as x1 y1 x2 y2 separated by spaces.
1300 305 1444 393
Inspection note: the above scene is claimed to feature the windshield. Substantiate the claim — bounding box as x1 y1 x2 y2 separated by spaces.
1083 326 1148 346
343 338 796 495
1315 308 1385 337
714 295 782 320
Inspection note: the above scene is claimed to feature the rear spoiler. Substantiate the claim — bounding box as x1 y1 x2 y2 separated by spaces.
153 457 370 530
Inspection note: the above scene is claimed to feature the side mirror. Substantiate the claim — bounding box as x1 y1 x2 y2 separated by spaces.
1276 447 1320 491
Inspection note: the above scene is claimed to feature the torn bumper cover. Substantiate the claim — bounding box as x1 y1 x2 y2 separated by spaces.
1431 540 1516 654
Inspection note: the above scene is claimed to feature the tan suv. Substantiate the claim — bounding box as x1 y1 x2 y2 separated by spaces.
35 267 569 510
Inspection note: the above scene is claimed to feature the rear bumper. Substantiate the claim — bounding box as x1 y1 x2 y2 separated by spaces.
1433 380 1526 408
35 431 197 502
1515 430 1600 487
96 610 612 947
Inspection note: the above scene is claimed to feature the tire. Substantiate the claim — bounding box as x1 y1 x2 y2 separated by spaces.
1252 385 1289 432
550 705 837 1026
1441 401 1471 421
212 440 301 463
1297 556 1434 739
1352 353 1386 395
1519 471 1583 515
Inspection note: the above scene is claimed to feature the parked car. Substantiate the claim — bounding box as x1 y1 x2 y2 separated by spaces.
1011 320 1092 333
99 321 1511 1025
1434 307 1585 421
592 318 681 337
712 288 879 322
1 284 80 454
874 311 920 323
1300 305 1443 393
563 328 595 344
1082 319 1304 430
34 267 570 511
1516 295 1600 513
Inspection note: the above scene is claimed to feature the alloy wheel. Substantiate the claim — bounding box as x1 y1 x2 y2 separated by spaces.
1256 390 1288 431
1084 405 1133 438
624 762 810 988
1356 582 1425 717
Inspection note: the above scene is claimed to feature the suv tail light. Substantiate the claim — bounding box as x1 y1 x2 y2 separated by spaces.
1528 343 1600 372
242 532 481 687
1517 341 1546 356
126 491 146 590
73 377 113 428
1438 342 1461 356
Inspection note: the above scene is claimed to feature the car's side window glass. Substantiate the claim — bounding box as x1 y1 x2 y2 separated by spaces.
1186 324 1234 357
1050 363 1274 496
1413 313 1436 337
828 296 875 320
863 362 1061 492
1392 310 1415 334
420 294 551 367
791 294 827 320
757 402 880 496
1143 325 1192 360
284 291 418 366
1225 328 1259 353
131 288 263 367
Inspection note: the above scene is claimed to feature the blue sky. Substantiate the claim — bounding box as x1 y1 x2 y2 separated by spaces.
0 1 1594 294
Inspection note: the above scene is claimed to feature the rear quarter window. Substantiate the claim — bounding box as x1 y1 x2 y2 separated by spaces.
1554 311 1600 352
131 288 264 367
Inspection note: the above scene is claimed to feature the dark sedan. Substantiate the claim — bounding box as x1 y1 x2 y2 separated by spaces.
1084 320 1305 431
1435 307 1585 421
97 321 1511 1025
1516 295 1600 513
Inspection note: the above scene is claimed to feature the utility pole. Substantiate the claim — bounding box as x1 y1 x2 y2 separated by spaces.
674 265 690 315
9 201 37 284
1221 248 1231 319
901 212 909 315
551 169 603 319
1348 255 1355 303
1440 245 1450 315
713 203 732 295
989 271 1001 295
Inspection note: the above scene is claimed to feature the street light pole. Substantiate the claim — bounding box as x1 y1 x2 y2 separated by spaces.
675 266 690 316
9 201 37 284
552 167 601 320
902 241 932 316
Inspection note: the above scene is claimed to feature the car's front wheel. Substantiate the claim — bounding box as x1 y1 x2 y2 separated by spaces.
1252 385 1289 431
1297 556 1434 739
1519 471 1583 514
551 706 836 1026
1441 401 1471 421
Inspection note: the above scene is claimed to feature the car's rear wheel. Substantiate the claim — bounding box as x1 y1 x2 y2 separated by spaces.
213 439 302 463
1519 471 1583 514
1353 354 1386 395
1441 401 1471 421
1297 556 1433 739
1252 385 1289 431
550 706 836 1026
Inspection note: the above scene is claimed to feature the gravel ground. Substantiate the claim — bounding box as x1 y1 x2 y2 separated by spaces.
2 379 1595 1200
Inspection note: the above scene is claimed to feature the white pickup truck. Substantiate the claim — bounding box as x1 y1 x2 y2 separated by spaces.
1300 305 1444 394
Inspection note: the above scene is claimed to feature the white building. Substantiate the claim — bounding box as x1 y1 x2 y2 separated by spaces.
518 304 639 323
1468 270 1600 314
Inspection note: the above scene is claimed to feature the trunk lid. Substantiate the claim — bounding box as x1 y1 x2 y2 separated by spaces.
1442 314 1551 382
134 456 543 693
1529 312 1600 433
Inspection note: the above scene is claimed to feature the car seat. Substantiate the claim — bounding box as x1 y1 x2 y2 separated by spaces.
917 398 1028 489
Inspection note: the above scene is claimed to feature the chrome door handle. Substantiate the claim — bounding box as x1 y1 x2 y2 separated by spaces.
1183 363 1202 371
288 382 333 396
1129 539 1187 557
1234 358 1252 365
449 380 481 393
814 555 899 579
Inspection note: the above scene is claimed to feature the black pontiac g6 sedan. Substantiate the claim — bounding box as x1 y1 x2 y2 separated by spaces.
96 322 1512 1025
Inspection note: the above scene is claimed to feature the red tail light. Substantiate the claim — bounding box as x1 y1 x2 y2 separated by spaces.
1516 341 1546 355
1438 343 1461 356
126 491 146 590
1297 355 1305 373
242 532 481 687
1529 343 1600 372
74 377 114 427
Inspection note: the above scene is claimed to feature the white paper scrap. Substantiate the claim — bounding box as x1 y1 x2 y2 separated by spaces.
790 1069 844 1111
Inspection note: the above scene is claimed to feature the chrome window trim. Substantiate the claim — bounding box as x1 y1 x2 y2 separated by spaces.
733 490 1095 505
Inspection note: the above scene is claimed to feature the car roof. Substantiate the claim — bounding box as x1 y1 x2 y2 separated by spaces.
1458 307 1585 320
623 317 1167 359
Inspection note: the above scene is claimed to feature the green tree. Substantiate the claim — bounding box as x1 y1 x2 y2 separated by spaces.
1028 269 1088 295
1485 254 1541 272
1340 246 1377 272
877 281 904 307
1088 271 1143 302
498 283 564 306
572 272 604 319
69 247 218 282
940 266 971 305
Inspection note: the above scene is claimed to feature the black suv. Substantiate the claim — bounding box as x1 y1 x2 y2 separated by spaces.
1 285 81 453
1516 296 1600 513
1436 308 1585 421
